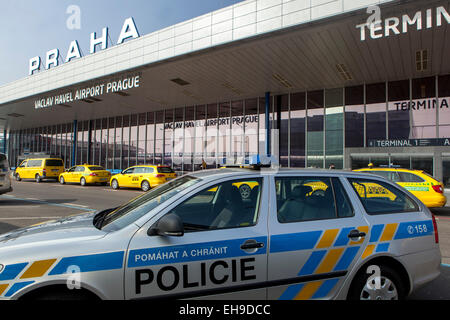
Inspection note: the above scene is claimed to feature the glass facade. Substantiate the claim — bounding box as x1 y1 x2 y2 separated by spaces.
6 75 450 177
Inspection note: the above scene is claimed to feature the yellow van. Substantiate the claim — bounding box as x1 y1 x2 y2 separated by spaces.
15 158 65 183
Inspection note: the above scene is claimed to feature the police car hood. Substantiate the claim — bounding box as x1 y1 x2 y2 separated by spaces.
0 211 105 248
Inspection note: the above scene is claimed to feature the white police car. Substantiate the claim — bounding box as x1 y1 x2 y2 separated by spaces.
0 157 441 300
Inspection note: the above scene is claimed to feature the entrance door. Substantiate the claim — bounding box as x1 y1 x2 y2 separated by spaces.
125 176 268 299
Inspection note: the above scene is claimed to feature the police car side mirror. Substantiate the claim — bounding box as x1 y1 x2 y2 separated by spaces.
148 213 184 237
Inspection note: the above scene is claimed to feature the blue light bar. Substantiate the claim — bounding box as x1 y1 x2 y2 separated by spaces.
219 155 278 167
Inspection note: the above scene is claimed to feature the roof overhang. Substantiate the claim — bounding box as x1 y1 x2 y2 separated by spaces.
1 0 448 131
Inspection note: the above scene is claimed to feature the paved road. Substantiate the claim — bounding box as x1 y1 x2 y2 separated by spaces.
0 181 449 299
0 179 142 232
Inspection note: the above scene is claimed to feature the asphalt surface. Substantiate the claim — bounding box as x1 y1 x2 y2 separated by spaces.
0 180 449 299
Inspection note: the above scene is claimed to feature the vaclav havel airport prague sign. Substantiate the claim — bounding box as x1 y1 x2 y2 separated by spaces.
34 75 140 109
28 17 140 75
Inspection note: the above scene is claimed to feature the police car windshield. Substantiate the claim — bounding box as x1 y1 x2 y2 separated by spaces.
100 176 200 231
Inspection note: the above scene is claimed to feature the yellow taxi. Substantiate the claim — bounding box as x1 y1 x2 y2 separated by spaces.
15 158 65 183
354 166 447 208
110 165 177 191
59 165 111 186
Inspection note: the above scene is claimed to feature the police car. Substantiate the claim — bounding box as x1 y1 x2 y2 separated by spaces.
0 157 441 300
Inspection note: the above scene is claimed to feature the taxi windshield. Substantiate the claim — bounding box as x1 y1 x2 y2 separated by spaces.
99 175 200 231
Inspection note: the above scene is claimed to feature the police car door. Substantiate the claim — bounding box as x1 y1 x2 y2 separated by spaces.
125 175 269 299
267 175 369 300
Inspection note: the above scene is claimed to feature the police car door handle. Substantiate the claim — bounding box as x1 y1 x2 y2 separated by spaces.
348 229 366 239
240 239 264 250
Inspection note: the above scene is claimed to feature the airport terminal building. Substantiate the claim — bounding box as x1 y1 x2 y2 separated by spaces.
1 0 450 186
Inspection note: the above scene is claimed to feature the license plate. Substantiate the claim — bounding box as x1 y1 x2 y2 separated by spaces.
100 178 107 181
52 169 59 172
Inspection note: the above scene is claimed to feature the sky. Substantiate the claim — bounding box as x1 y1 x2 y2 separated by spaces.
0 0 244 87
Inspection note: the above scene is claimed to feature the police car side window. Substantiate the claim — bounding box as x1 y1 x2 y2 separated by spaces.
276 177 344 223
348 178 419 215
168 178 262 232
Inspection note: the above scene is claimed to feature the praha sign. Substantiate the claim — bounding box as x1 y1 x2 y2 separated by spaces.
34 75 140 109
29 17 140 76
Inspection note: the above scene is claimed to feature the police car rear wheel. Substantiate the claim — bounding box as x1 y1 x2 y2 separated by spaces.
348 265 405 300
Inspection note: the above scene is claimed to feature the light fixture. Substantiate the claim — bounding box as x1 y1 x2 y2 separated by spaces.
416 49 429 72
336 64 353 81
171 78 190 86
222 82 244 95
272 73 293 88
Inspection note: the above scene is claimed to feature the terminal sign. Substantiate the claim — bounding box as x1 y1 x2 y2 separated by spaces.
29 17 140 75
357 6 450 41
368 138 450 148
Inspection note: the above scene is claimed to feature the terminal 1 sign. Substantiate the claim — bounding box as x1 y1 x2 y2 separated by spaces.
29 17 140 76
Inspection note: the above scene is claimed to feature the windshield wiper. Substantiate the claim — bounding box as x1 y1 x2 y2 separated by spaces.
93 207 117 229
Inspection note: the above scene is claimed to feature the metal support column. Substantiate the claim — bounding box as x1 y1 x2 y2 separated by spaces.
72 120 78 167
265 91 271 156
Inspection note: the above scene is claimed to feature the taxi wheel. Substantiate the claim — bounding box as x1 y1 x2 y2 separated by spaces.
141 180 150 192
59 176 65 184
348 264 405 300
80 177 87 186
111 179 119 190
35 174 42 183
15 174 21 181
239 184 252 199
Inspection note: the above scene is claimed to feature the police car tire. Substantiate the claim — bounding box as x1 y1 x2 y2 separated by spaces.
80 177 86 186
348 264 405 300
141 180 150 192
35 174 41 183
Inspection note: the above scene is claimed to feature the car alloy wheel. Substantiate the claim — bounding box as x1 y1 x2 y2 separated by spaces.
80 177 86 186
60 176 65 184
35 174 41 183
360 276 399 300
141 181 150 192
111 179 119 189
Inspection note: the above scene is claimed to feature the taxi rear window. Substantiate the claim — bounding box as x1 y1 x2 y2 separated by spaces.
88 166 105 171
348 178 419 215
45 159 64 167
157 166 174 173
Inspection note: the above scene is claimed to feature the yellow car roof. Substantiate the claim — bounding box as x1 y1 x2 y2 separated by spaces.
355 168 422 173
